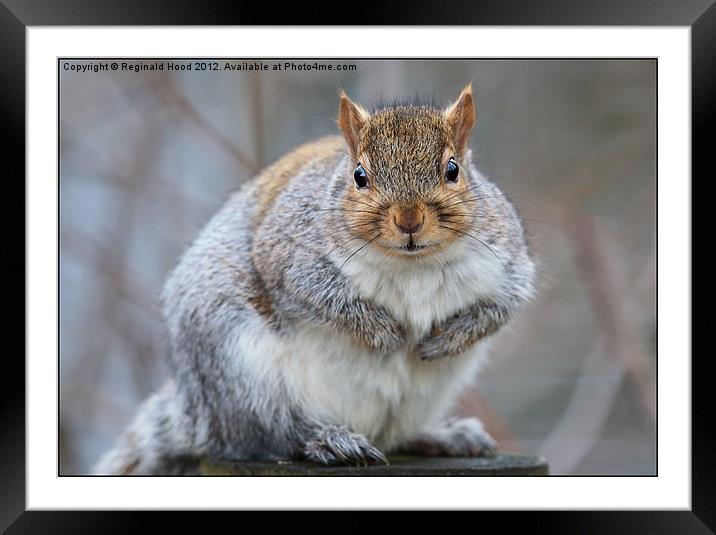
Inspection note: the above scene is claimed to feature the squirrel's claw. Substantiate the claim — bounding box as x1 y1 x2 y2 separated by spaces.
303 425 389 467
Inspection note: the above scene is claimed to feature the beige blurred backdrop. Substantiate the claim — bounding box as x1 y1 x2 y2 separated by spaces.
59 59 656 475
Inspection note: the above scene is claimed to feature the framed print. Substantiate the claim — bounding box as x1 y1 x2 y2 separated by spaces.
3 0 708 530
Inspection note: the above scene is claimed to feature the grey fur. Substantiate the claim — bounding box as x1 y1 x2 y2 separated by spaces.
416 300 511 361
398 417 498 457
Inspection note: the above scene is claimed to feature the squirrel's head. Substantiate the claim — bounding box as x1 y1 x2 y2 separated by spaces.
337 84 479 258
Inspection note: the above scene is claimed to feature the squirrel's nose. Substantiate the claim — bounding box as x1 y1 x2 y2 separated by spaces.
394 211 424 235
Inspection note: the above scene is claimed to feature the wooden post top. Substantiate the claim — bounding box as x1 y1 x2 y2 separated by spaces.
201 453 549 476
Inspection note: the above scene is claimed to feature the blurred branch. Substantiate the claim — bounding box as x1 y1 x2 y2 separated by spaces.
573 217 656 421
538 336 624 473
64 114 166 407
150 73 257 173
538 219 655 473
61 227 163 390
61 227 157 310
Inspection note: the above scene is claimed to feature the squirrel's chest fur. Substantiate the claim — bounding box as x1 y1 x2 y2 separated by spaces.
335 241 505 339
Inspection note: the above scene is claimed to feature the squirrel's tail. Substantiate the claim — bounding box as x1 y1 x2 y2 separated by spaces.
94 380 201 475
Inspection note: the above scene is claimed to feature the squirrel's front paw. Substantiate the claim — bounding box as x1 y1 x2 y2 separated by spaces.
397 417 497 458
415 324 477 361
356 304 406 353
415 335 444 361
415 328 457 361
303 425 388 466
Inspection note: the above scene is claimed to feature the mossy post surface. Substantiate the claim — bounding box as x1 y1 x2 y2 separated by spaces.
200 453 549 476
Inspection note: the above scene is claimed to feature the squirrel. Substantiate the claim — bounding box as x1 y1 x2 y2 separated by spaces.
94 84 535 474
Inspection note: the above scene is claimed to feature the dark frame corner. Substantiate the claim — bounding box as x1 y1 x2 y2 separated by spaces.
3 0 708 532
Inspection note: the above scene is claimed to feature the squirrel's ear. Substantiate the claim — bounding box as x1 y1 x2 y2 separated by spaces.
445 83 476 156
338 91 370 159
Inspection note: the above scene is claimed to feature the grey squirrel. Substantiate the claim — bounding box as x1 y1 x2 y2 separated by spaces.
95 84 535 474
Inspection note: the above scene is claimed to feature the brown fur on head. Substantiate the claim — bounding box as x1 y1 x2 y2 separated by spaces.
337 84 479 258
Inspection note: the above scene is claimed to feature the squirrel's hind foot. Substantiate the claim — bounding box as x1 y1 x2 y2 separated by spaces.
303 425 388 467
397 417 497 458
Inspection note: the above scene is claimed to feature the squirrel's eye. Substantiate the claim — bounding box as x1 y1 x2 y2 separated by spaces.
445 158 459 183
354 163 368 189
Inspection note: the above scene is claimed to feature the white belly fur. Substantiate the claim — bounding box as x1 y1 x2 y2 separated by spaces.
229 316 490 451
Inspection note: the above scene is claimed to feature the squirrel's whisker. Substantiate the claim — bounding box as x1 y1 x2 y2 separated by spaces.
439 212 525 231
328 220 383 236
343 197 389 212
437 223 503 266
338 233 382 271
272 207 385 218
323 222 382 258
434 178 491 204
437 194 507 211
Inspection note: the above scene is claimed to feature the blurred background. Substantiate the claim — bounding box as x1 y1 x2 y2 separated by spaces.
59 59 656 475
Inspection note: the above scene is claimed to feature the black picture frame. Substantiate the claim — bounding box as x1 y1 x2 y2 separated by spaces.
2 0 706 530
